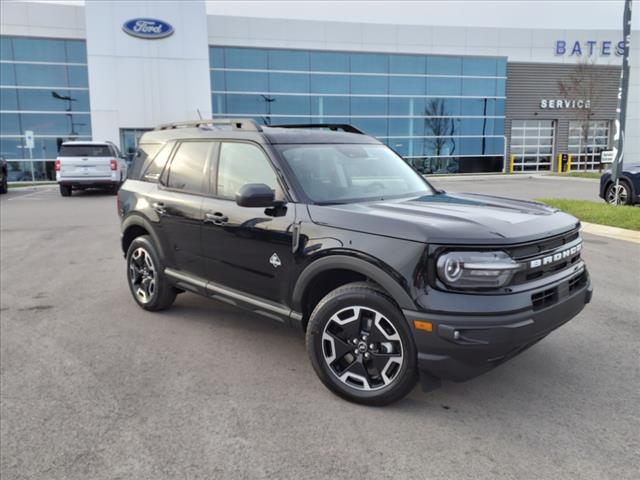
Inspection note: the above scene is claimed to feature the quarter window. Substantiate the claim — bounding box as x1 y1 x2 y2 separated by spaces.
165 141 213 193
217 143 281 200
130 143 163 181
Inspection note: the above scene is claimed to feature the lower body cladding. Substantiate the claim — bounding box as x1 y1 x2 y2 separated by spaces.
404 268 592 390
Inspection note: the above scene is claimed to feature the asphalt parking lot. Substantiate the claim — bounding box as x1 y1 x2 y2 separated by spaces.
1 179 639 480
429 174 602 202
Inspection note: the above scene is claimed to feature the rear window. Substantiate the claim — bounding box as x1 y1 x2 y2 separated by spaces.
59 144 112 157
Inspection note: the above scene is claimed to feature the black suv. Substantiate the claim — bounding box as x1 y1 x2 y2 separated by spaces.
118 119 592 405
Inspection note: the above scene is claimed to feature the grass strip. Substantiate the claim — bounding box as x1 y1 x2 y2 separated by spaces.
536 198 640 231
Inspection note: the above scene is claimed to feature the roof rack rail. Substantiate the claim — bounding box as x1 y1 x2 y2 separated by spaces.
154 118 262 132
271 124 364 134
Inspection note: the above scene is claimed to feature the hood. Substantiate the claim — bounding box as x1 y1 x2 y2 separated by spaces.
307 192 580 245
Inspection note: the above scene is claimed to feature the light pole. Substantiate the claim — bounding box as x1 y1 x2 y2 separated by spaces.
51 91 78 136
611 0 632 204
260 94 275 125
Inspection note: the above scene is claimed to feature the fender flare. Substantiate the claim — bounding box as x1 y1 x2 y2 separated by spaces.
292 254 416 312
120 214 166 261
621 175 637 199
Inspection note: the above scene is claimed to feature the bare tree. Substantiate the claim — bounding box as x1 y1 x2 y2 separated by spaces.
557 60 610 171
423 98 456 157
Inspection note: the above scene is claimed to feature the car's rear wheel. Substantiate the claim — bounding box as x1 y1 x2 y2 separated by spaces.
59 184 72 197
306 283 418 406
605 181 632 205
126 235 177 311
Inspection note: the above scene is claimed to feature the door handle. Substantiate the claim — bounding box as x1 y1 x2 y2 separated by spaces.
204 211 228 225
152 202 167 215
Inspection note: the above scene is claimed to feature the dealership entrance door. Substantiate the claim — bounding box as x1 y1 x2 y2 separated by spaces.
120 128 151 163
510 120 555 172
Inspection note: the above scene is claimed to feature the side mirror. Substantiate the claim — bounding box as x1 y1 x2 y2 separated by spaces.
235 183 275 208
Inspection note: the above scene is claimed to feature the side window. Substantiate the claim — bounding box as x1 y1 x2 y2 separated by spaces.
140 143 171 182
217 142 282 200
165 141 213 193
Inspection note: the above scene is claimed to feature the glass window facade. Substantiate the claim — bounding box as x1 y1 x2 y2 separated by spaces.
209 46 507 173
0 35 91 181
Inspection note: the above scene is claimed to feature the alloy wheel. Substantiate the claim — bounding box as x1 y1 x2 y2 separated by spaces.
321 306 404 391
607 183 628 204
129 247 156 304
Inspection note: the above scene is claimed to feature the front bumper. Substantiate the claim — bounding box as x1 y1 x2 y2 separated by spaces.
403 269 592 386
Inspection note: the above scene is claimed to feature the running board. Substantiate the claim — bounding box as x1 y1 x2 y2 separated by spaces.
164 268 303 325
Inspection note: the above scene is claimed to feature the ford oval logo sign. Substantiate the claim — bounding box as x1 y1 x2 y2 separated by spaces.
122 18 174 39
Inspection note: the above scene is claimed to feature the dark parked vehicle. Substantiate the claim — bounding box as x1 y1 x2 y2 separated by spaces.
118 119 592 405
0 156 7 194
599 162 640 205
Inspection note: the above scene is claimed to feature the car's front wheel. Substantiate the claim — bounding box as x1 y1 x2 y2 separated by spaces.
126 235 177 311
606 180 632 205
306 283 418 405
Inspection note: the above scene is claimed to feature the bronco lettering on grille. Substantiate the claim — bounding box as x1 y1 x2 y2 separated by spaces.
529 242 582 269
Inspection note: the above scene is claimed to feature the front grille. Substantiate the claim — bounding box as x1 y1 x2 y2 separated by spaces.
507 228 580 260
509 228 582 286
531 287 558 310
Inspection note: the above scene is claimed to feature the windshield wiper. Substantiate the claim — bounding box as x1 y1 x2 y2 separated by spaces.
315 201 348 206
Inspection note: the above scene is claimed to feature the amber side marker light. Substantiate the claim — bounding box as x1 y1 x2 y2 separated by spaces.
413 320 433 332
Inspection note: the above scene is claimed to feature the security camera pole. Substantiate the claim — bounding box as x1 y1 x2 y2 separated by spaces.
611 0 633 204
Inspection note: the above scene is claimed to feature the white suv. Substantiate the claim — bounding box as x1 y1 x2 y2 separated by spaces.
55 141 128 197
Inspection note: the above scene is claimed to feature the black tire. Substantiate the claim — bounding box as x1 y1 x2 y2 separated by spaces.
605 180 633 205
109 184 119 195
126 235 177 311
306 283 418 406
59 184 72 197
0 181 7 194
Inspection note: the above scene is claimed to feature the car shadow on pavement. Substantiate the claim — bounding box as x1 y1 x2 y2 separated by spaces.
162 293 580 416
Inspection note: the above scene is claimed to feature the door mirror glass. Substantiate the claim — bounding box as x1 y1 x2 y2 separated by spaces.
235 183 275 208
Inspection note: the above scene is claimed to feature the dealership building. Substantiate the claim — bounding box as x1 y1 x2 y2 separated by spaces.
1 0 638 181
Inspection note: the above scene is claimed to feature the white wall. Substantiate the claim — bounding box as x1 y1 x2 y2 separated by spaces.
623 27 640 162
0 1 85 39
85 1 212 144
206 15 624 66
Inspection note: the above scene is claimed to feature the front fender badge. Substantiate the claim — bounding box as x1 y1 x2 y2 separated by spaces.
270 253 282 268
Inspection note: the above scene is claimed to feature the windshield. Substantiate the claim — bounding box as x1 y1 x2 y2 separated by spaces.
276 144 434 203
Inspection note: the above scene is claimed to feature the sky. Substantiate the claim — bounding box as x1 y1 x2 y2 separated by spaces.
24 0 634 31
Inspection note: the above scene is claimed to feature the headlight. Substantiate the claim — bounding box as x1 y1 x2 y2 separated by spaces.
436 251 521 289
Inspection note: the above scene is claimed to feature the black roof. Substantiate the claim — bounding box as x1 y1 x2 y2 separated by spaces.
140 119 382 145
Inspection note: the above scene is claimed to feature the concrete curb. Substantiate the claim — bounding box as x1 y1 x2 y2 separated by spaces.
540 175 600 183
582 222 640 244
426 174 537 181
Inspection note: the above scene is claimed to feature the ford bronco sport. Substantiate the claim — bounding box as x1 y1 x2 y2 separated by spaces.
118 119 592 405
